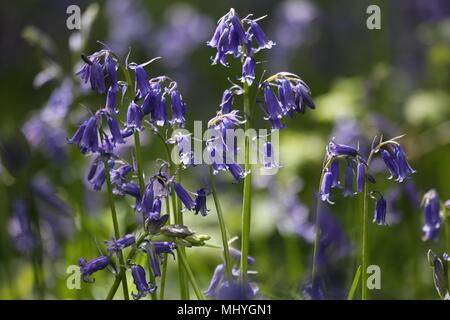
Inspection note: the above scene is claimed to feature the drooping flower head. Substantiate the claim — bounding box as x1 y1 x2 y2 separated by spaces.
104 234 136 256
78 256 110 283
193 188 209 216
422 189 442 241
130 264 156 300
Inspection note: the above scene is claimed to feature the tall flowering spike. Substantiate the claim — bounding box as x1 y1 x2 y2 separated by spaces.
372 196 387 225
78 256 109 283
381 149 399 180
356 162 365 193
320 171 334 204
154 95 168 126
394 145 415 182
327 140 359 157
170 89 186 128
107 114 125 145
330 160 340 188
240 56 256 86
134 65 151 97
278 79 296 113
193 188 209 216
220 89 234 114
126 101 143 131
263 83 284 119
227 162 247 182
104 234 135 256
131 264 156 300
173 182 194 210
343 164 355 197
105 87 118 114
422 189 442 241
246 19 275 51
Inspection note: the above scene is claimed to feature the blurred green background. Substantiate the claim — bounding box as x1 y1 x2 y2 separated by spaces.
0 0 450 299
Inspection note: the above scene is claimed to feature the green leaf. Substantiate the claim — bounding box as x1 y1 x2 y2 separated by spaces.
347 265 362 300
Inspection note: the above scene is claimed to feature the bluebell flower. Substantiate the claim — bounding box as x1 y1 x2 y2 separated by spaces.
394 145 415 182
204 264 224 297
343 164 355 197
105 53 119 92
110 164 132 185
170 89 186 128
330 160 340 188
381 149 399 180
216 280 258 300
173 182 194 210
220 89 234 113
422 189 442 241
327 140 359 158
78 256 110 283
227 162 247 182
138 181 154 215
278 79 296 113
154 241 176 259
240 56 256 86
246 19 275 51
372 195 387 225
263 83 283 119
104 234 136 255
68 115 99 154
118 182 141 199
356 162 365 193
208 144 228 175
262 142 279 170
229 246 255 265
105 87 118 114
295 82 315 110
268 116 286 129
168 132 192 168
142 84 162 116
8 200 35 256
154 95 168 126
126 101 143 131
106 114 125 145
147 198 162 221
193 188 208 216
77 54 106 94
131 264 156 300
88 160 114 191
134 65 151 97
320 171 334 204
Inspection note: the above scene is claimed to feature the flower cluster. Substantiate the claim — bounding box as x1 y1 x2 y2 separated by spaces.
69 46 213 299
319 136 415 226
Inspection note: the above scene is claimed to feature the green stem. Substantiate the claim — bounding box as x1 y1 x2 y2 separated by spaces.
445 205 450 291
178 249 204 300
106 232 148 300
104 159 129 300
240 75 252 282
133 131 157 300
209 166 232 278
361 152 375 300
159 194 172 299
